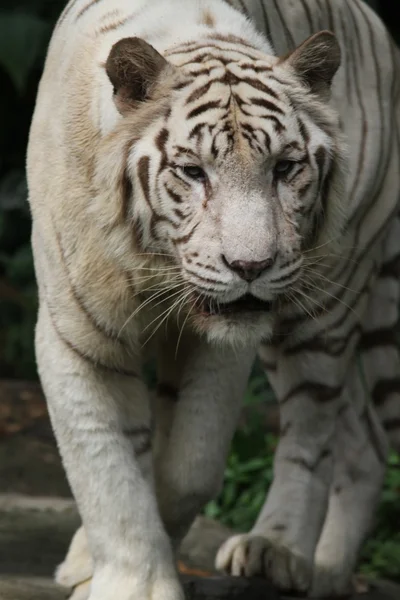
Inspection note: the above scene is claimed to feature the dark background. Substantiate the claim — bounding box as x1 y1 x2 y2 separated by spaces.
0 0 399 583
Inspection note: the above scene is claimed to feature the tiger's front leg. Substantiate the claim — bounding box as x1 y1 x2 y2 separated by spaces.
216 340 355 594
37 304 183 600
154 339 256 549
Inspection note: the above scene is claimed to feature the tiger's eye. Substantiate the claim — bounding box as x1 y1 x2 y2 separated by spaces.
182 165 207 181
274 160 295 176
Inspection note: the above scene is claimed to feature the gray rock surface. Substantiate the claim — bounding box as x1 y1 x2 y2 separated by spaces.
0 496 399 600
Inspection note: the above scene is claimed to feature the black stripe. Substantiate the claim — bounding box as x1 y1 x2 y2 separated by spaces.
165 185 183 204
353 1 385 205
76 0 104 20
239 78 278 98
137 156 151 206
287 448 331 472
183 267 222 285
123 426 151 437
188 123 205 140
282 200 396 338
281 264 374 351
187 100 222 119
382 418 400 432
249 97 285 115
47 301 138 378
155 128 169 171
325 0 335 31
344 9 368 207
299 0 314 33
346 0 364 63
264 115 285 133
372 378 400 407
97 12 138 35
258 0 272 42
272 0 295 49
281 382 342 405
339 8 354 109
172 222 199 245
137 156 177 235
51 216 124 345
186 81 214 104
360 328 398 350
271 523 287 532
298 119 310 145
380 254 400 278
236 0 250 17
157 382 179 401
56 0 81 28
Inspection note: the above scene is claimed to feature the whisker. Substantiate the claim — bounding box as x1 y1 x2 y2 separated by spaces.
299 274 358 316
293 286 325 313
285 289 318 322
142 288 194 348
303 252 360 266
175 289 198 357
118 286 178 336
301 268 359 294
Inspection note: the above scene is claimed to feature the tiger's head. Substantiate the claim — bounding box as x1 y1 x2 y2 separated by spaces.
97 31 346 345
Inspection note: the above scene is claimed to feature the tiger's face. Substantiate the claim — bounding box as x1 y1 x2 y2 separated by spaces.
104 33 345 344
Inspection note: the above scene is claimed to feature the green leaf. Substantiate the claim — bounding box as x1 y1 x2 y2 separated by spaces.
0 12 50 92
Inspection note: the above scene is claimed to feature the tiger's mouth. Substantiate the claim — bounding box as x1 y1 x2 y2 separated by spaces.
195 293 273 316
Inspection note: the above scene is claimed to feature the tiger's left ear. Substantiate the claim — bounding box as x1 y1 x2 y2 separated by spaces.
280 31 341 99
106 37 171 115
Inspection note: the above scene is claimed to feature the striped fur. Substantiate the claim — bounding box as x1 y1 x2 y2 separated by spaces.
27 1 399 599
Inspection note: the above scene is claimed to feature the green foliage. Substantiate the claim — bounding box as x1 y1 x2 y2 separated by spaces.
205 432 275 532
360 452 400 581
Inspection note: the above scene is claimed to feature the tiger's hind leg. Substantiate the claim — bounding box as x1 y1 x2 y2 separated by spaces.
310 363 387 597
312 218 400 596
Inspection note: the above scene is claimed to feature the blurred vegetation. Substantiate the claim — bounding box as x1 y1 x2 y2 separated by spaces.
0 0 66 378
0 0 399 583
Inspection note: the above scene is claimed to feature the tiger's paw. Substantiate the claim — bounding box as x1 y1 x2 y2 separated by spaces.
56 525 184 600
215 533 311 593
310 564 353 598
87 567 184 600
56 526 93 599
69 581 91 600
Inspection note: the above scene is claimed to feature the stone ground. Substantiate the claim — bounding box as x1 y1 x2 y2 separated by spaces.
0 380 399 599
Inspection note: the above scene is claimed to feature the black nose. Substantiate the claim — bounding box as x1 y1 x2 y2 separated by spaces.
222 255 275 282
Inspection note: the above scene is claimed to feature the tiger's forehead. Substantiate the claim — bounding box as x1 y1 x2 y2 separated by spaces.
166 36 284 103
165 35 274 67
166 52 300 161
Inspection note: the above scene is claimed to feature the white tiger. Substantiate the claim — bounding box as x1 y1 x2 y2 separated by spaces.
27 0 400 599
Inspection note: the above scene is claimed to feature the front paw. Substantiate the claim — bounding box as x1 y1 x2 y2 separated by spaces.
216 533 311 593
88 567 184 600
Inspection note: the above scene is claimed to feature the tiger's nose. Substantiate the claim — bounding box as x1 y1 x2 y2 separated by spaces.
222 255 275 282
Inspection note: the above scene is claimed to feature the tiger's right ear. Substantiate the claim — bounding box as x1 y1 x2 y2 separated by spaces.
106 37 170 115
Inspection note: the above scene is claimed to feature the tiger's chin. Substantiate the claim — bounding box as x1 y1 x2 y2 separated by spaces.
190 293 275 347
